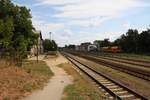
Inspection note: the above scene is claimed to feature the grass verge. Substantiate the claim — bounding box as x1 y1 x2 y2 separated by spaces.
0 60 53 100
58 63 105 100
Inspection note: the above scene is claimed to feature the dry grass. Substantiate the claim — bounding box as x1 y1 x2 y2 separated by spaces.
58 63 105 100
0 59 53 100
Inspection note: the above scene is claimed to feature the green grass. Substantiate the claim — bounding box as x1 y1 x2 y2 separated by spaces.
22 60 54 92
23 60 53 76
64 84 102 100
58 63 104 100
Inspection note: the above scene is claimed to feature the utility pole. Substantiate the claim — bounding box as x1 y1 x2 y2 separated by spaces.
49 32 52 41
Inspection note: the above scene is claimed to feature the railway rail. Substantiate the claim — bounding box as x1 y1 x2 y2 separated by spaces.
87 52 150 68
73 51 150 68
104 55 150 64
96 56 150 68
62 52 148 100
67 51 150 81
89 52 150 65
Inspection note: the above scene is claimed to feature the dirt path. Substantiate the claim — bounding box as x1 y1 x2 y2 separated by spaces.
23 54 72 100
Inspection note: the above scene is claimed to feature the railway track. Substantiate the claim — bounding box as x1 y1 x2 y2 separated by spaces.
96 56 150 68
62 52 148 100
67 51 150 81
88 52 150 68
74 51 150 68
103 55 150 64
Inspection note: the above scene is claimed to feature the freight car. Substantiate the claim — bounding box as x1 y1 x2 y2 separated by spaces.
101 46 122 53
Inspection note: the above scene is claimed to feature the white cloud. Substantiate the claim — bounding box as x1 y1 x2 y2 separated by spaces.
68 17 111 27
59 29 73 37
36 0 149 27
33 20 64 31
32 18 75 46
44 0 147 18
32 19 65 39
33 0 150 46
76 31 123 43
36 0 82 6
123 21 131 29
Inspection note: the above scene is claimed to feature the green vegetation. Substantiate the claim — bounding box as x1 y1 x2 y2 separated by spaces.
93 28 150 54
58 63 104 100
0 60 53 100
114 28 150 53
23 60 53 76
0 0 38 64
43 39 58 52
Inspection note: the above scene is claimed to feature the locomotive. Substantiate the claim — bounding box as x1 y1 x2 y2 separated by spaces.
87 45 98 52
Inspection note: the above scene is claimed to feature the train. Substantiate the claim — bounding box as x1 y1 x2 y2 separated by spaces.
101 46 122 53
87 45 122 53
66 43 122 53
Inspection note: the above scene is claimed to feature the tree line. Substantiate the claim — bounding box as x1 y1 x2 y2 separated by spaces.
114 28 150 53
0 0 38 64
99 28 150 54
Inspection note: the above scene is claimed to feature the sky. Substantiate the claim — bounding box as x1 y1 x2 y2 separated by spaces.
12 0 150 47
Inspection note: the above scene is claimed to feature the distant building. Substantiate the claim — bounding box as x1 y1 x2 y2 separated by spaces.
30 30 43 57
80 42 91 51
75 45 80 51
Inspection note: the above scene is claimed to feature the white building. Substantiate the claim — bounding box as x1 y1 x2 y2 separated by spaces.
30 30 44 56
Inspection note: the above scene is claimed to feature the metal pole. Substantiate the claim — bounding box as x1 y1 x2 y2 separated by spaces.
49 32 52 41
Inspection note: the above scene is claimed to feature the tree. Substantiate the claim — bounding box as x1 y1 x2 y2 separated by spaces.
67 45 75 49
0 0 38 65
43 39 57 52
138 29 150 53
114 29 139 53
99 39 110 47
52 40 58 51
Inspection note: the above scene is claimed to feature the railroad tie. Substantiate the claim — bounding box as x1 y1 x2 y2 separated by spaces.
96 77 106 80
108 96 114 99
99 79 109 83
107 85 118 89
133 98 141 100
115 91 128 95
100 81 111 84
103 83 115 86
100 88 105 92
111 88 123 92
120 94 134 98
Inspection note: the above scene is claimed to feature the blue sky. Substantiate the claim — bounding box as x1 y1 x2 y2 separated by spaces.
12 0 150 47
